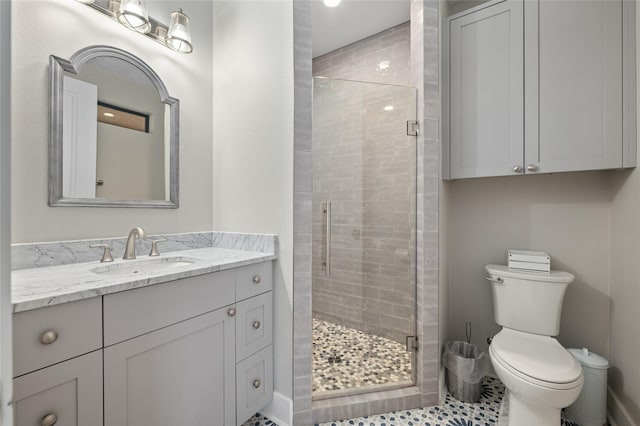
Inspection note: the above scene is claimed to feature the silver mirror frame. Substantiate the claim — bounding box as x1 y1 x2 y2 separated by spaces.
49 45 179 208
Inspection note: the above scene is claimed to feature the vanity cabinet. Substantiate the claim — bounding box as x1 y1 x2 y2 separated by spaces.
12 261 274 426
444 0 636 180
13 350 103 426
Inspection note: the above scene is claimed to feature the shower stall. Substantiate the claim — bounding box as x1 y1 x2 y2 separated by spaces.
312 77 418 398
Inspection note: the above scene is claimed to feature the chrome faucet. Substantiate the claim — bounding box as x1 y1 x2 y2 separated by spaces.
123 227 147 260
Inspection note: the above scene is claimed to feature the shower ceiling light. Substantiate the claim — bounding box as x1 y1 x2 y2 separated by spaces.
77 0 194 54
324 0 341 7
384 105 394 111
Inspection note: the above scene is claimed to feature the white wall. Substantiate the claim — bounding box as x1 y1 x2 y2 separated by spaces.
212 0 294 415
11 0 213 243
446 172 612 357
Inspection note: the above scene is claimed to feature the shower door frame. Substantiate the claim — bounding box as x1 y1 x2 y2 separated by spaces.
292 1 442 424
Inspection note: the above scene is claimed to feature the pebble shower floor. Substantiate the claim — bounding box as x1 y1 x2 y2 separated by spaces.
242 376 583 426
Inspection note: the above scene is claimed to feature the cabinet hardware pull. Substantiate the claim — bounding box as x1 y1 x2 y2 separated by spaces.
41 413 58 426
252 321 261 329
227 308 236 317
40 330 58 345
252 379 261 389
513 165 522 173
526 164 538 172
252 275 261 284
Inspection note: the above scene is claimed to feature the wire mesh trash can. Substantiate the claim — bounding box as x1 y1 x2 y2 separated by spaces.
565 348 609 426
442 341 490 403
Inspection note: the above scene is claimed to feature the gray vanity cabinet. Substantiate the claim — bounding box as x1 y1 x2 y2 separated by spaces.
13 350 103 426
104 308 236 426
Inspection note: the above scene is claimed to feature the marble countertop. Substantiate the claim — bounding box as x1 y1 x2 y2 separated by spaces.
12 247 276 313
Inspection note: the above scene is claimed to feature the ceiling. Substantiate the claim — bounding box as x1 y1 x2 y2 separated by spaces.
312 0 411 58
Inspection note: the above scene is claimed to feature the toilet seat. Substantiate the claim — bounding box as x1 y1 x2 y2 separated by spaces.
490 328 582 390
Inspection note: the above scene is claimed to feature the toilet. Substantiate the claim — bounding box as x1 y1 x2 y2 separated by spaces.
485 264 584 426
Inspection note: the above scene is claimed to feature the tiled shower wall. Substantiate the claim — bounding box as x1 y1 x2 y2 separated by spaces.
312 78 416 343
313 22 411 86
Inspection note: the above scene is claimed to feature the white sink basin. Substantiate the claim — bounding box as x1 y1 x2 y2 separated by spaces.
91 256 197 277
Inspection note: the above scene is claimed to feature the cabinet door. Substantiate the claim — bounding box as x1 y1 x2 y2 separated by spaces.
524 0 622 173
13 350 103 426
446 0 524 179
104 307 236 426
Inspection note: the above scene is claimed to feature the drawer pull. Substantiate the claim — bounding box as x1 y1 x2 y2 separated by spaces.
252 275 261 284
41 413 58 426
227 308 236 317
252 379 261 389
252 320 261 329
40 330 58 345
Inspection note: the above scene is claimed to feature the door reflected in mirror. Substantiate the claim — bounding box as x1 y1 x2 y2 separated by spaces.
50 45 178 208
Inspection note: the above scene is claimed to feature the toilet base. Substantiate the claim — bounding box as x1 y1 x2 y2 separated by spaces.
507 392 561 426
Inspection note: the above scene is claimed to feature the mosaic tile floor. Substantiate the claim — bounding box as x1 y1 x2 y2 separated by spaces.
313 318 412 393
242 376 583 426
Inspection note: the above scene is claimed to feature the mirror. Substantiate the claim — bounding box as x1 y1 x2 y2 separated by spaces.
49 45 179 208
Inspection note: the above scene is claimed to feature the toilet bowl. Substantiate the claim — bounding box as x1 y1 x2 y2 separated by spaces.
485 264 584 426
490 328 584 426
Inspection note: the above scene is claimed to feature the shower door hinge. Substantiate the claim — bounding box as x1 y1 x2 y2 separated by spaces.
406 335 419 352
406 120 419 136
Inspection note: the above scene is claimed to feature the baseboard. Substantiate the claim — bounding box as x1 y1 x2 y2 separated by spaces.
608 386 638 426
261 391 292 426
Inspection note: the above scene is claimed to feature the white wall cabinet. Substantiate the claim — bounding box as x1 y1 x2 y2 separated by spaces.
444 0 636 180
13 261 274 426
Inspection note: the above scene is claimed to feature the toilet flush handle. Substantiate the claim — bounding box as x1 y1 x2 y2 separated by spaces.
485 276 504 284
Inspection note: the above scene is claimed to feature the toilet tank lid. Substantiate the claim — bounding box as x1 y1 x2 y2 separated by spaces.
485 264 574 283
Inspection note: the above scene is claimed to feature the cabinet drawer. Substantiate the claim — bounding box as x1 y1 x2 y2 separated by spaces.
13 350 103 426
236 262 272 301
103 269 234 346
236 345 273 426
13 297 102 377
236 292 272 361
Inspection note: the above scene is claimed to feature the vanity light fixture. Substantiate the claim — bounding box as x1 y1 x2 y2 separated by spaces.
166 9 193 53
77 0 194 54
323 0 341 7
117 0 151 34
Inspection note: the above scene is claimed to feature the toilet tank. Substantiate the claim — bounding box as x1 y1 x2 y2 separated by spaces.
485 264 575 336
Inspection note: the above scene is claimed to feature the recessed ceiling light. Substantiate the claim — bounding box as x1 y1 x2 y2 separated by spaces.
384 105 394 111
103 112 115 117
378 61 390 70
324 0 341 7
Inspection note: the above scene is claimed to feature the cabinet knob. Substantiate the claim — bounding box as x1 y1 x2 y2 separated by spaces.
513 165 523 173
41 413 58 426
227 308 236 317
252 320 261 329
252 275 261 284
526 164 538 172
252 379 261 389
40 330 58 345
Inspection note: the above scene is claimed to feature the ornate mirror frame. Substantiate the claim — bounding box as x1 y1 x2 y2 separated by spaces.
49 45 179 208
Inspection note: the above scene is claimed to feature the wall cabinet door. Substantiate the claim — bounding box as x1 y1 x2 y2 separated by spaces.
13 350 103 426
104 307 236 426
524 0 623 173
445 0 524 179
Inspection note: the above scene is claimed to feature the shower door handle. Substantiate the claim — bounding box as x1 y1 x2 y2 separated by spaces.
323 201 332 275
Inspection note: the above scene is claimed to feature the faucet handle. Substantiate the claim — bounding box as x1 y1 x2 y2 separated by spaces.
149 239 168 257
90 244 114 263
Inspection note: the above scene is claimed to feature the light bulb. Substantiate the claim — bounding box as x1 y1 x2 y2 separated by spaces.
117 0 151 34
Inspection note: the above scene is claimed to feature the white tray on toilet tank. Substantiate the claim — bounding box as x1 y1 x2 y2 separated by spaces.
508 250 550 272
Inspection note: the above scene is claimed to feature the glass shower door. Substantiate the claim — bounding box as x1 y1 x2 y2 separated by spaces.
312 77 417 397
